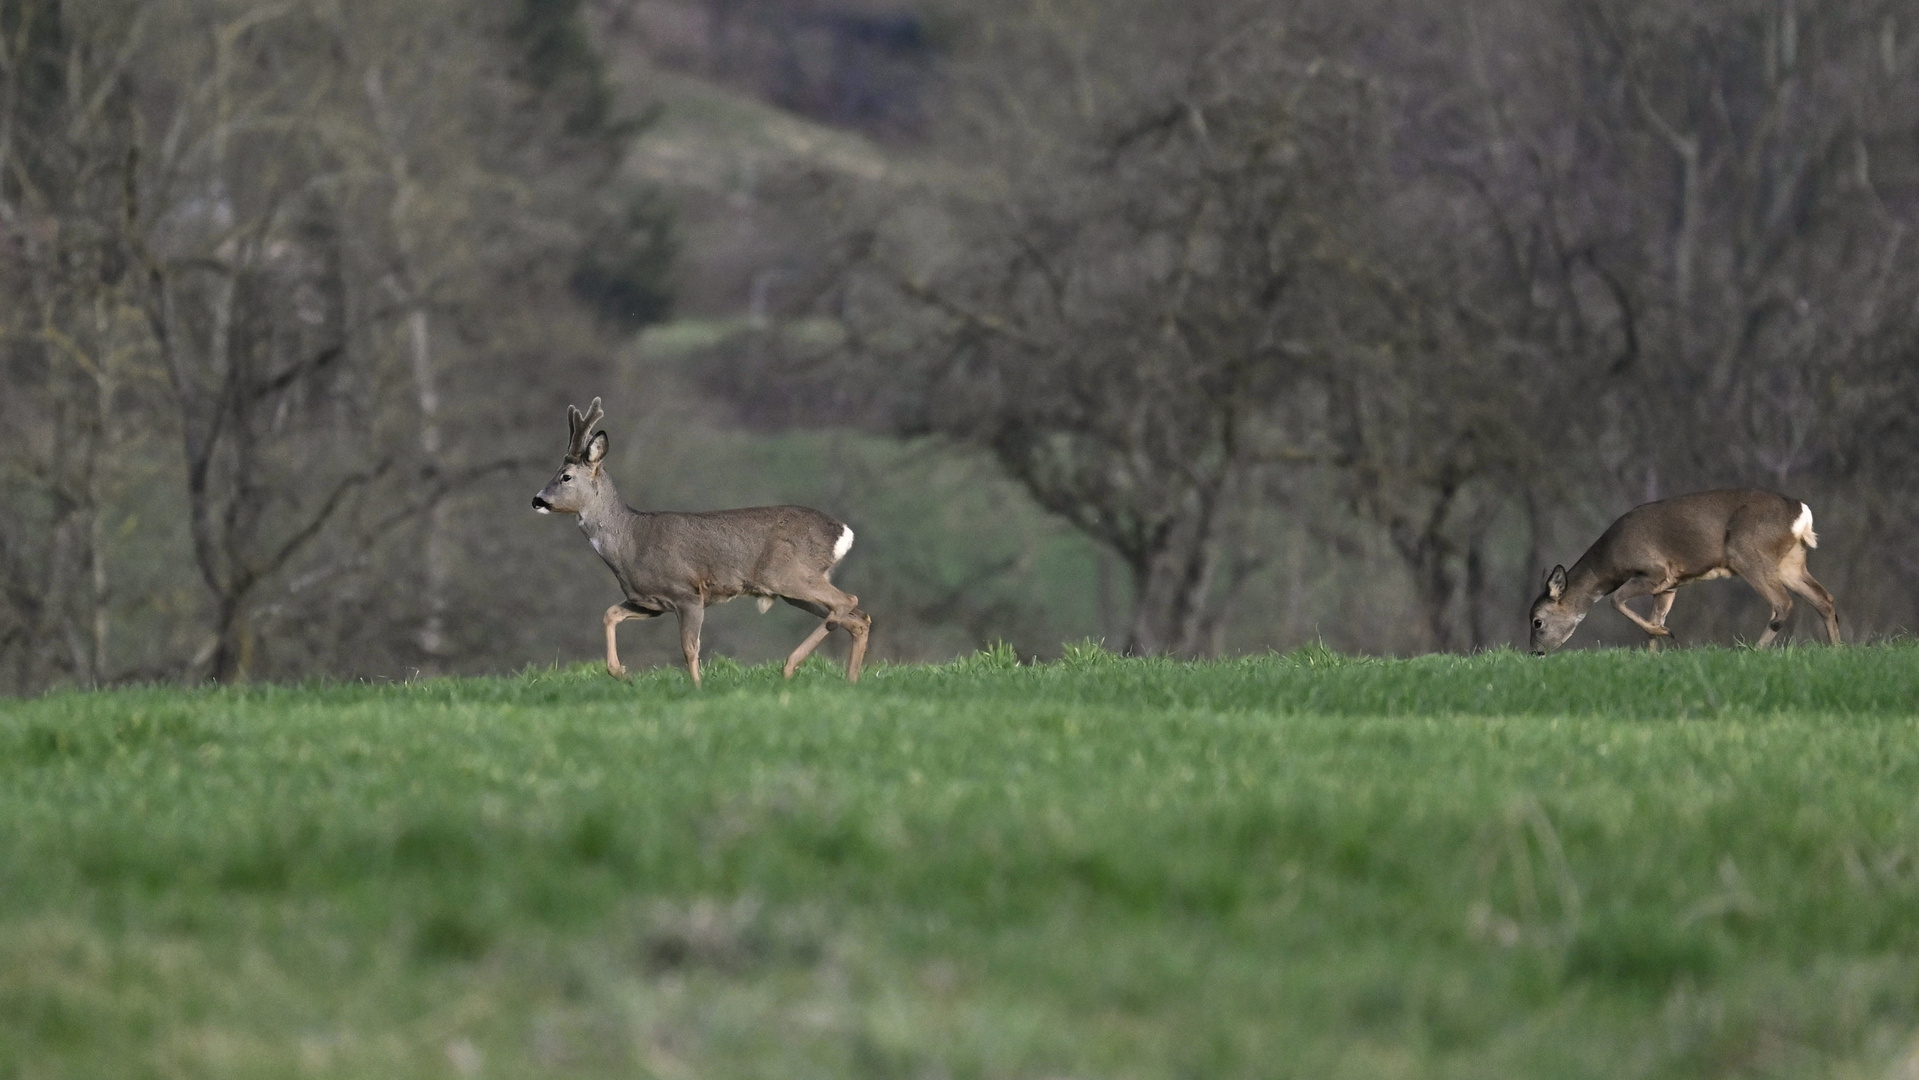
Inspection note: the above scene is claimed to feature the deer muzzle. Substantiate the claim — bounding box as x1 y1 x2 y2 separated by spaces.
532 496 554 514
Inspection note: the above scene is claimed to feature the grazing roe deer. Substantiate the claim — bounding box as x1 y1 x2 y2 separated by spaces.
532 398 872 686
1528 489 1840 654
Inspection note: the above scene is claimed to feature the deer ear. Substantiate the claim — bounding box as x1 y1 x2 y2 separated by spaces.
584 430 608 465
1545 565 1567 601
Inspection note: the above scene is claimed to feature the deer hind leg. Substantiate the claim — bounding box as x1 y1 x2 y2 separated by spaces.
1731 523 1816 648
1610 575 1676 644
1741 574 1794 648
603 602 659 679
777 596 830 679
842 605 872 683
783 624 832 679
1780 547 1841 645
777 584 872 683
677 602 706 687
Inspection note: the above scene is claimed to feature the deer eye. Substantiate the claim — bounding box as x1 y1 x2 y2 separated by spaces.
561 473 573 482
1533 618 1544 629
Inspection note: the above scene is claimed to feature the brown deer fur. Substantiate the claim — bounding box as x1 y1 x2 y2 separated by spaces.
533 398 871 685
1528 489 1840 654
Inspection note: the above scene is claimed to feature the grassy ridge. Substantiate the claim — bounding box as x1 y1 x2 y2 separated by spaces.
3 645 1918 1078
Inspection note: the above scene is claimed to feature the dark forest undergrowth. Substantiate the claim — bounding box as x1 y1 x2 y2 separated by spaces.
4 644 1919 1078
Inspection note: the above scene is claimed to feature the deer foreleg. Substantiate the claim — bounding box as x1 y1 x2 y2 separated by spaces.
677 603 706 687
1648 590 1676 628
604 606 626 679
603 602 657 679
1645 591 1677 652
1610 577 1674 641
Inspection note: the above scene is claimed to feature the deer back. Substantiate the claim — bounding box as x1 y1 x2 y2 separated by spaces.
600 505 850 606
1587 489 1803 581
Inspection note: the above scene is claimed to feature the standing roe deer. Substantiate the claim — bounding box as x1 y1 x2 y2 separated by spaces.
1528 489 1840 654
532 398 872 686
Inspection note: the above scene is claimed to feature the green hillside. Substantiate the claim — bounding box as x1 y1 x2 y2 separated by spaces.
5 646 1919 1077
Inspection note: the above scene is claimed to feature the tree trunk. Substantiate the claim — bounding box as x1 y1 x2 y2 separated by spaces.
1387 484 1463 653
207 593 248 684
408 305 453 662
85 302 115 684
368 67 454 666
1122 484 1228 657
1095 548 1120 646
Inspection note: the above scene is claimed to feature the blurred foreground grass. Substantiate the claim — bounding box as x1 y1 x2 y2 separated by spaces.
4 644 1919 1078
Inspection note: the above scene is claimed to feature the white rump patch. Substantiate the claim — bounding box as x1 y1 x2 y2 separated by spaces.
758 597 774 614
1793 502 1818 548
832 525 855 564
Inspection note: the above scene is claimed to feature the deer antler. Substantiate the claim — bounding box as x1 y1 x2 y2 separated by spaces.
568 397 605 460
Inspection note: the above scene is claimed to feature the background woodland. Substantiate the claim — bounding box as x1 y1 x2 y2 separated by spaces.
5 0 1919 693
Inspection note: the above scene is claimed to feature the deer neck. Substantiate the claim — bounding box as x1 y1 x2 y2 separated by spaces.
1559 558 1617 615
576 476 638 540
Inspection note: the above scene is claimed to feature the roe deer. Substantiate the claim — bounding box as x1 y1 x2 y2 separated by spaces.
1528 489 1840 654
532 398 871 686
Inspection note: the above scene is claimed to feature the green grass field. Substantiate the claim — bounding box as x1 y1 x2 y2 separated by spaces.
4 644 1919 1079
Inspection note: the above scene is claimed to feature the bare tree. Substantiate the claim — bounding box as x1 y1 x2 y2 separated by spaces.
727 3 1375 655
1387 0 1919 641
0 0 153 688
0 0 648 692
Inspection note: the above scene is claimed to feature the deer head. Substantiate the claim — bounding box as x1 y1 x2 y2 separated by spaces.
1528 564 1585 654
532 397 608 515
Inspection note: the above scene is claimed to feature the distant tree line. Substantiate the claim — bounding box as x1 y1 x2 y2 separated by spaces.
708 0 1919 655
8 0 1917 690
0 0 672 693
